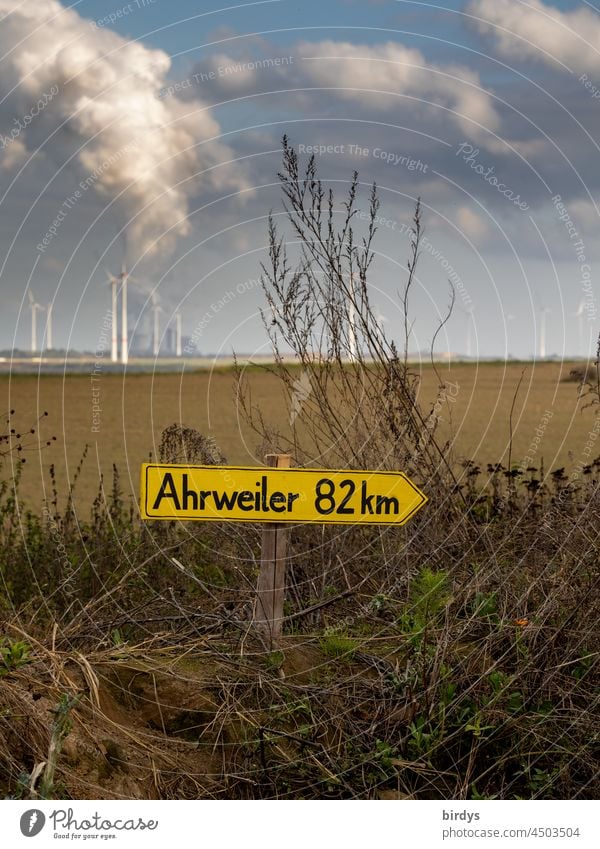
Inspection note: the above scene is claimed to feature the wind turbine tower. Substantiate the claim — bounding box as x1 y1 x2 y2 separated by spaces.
27 290 44 353
104 269 119 362
175 312 182 357
120 263 129 365
46 301 53 350
374 306 388 339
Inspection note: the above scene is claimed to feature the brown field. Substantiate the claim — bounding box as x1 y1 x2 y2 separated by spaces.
1 360 598 801
2 360 596 509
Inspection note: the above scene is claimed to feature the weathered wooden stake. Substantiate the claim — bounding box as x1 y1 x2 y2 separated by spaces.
254 453 291 647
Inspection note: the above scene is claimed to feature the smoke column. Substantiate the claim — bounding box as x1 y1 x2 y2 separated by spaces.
0 0 248 256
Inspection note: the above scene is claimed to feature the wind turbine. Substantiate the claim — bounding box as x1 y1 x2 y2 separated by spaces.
347 272 358 362
150 291 163 357
104 269 119 362
45 300 53 350
374 306 388 338
120 264 130 365
174 312 182 357
104 262 134 364
27 289 44 353
457 304 476 359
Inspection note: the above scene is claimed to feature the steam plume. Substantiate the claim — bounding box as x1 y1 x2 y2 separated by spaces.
0 0 248 255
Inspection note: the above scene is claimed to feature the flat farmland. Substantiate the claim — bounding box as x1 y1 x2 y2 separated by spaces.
1 361 596 509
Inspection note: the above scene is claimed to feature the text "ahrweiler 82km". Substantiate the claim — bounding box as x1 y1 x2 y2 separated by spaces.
140 465 427 526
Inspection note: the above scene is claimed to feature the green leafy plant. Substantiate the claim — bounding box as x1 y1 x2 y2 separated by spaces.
373 739 396 770
399 567 451 642
506 691 524 714
37 694 80 800
319 634 358 659
470 782 497 800
471 591 498 618
408 714 439 758
488 670 508 696
265 650 285 671
0 639 31 676
517 762 559 796
465 713 495 738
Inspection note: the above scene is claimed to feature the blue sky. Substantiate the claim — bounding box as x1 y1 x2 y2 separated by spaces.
1 0 599 358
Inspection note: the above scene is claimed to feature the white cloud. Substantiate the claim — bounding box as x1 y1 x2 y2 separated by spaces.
456 205 489 240
193 39 500 139
467 0 600 74
0 0 249 256
0 137 27 170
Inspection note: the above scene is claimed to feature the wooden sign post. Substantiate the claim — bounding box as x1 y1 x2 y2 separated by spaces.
139 456 427 648
253 453 291 646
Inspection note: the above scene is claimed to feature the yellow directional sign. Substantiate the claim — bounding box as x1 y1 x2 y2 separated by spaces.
140 463 427 525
